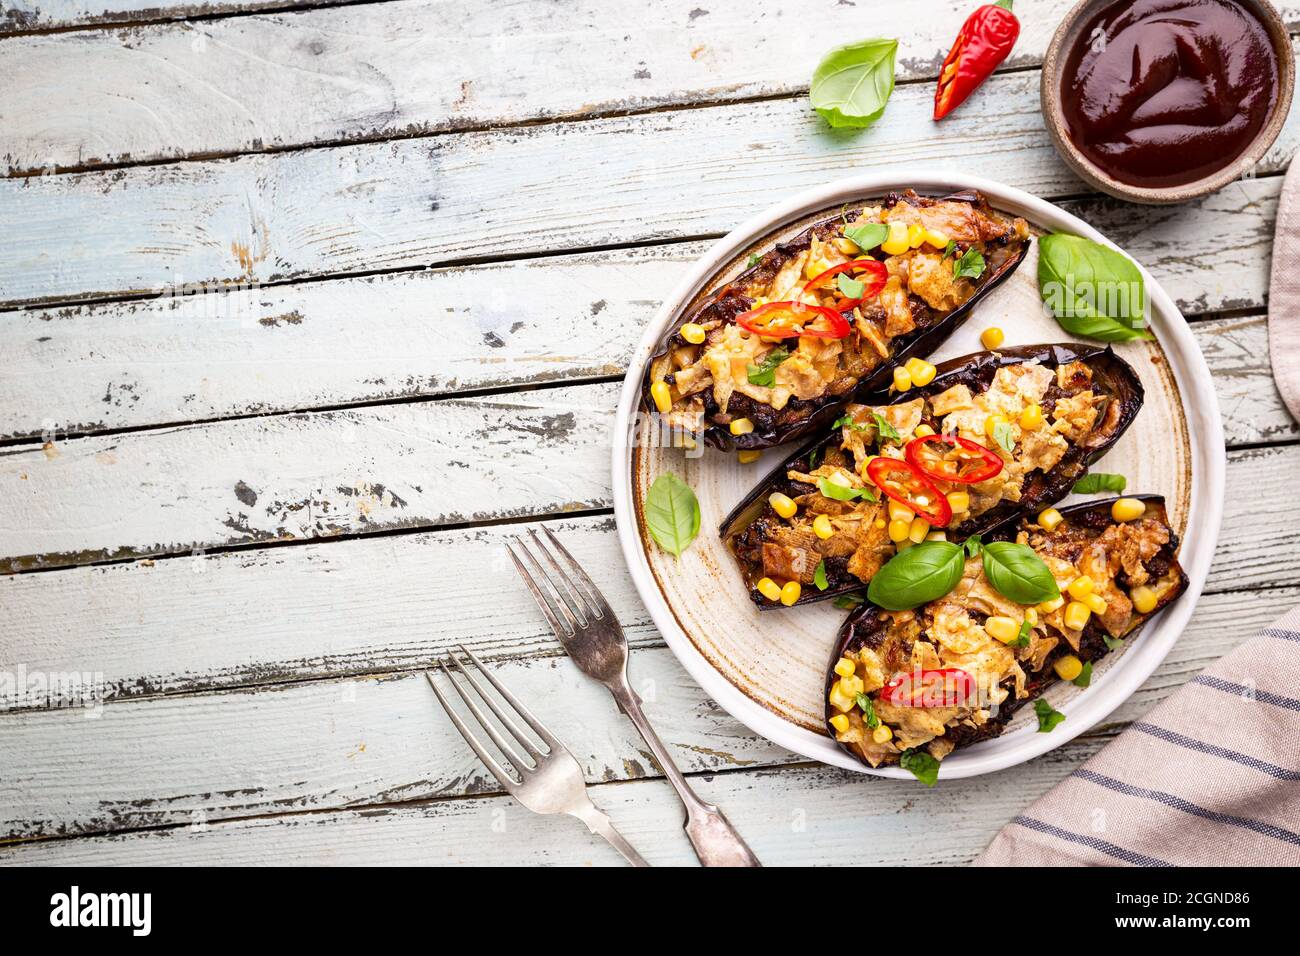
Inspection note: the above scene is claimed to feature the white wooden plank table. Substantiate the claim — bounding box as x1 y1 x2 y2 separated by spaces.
1 0 1296 866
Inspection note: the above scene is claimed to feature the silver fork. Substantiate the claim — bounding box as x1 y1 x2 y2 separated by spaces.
427 646 648 867
507 528 762 867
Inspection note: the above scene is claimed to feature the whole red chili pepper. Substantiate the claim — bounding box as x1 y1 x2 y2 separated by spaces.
933 0 1020 121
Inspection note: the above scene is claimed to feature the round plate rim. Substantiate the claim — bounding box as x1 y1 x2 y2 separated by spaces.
610 172 1226 780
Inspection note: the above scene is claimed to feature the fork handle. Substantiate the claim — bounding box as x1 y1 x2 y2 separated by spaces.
571 801 650 867
610 683 762 867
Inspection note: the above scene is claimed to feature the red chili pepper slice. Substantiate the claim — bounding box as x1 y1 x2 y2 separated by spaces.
880 668 976 708
905 433 1004 484
934 0 1020 121
803 259 889 312
735 301 850 340
866 457 953 526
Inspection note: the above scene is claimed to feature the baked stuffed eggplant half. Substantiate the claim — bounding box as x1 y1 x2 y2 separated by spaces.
825 496 1187 778
642 190 1030 450
721 344 1143 608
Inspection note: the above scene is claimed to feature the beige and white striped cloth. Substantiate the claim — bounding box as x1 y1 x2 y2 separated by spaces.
975 606 1300 866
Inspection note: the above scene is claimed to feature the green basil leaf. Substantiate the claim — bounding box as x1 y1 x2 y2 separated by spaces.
867 541 965 611
1073 660 1093 688
962 534 983 558
1037 233 1154 342
644 473 701 557
1010 618 1032 648
1034 698 1066 733
746 252 762 268
809 38 898 130
814 559 829 591
843 222 888 251
833 592 866 609
899 748 940 786
952 246 985 280
942 240 958 261
837 273 865 298
746 347 790 387
872 412 901 445
818 477 876 503
981 541 1060 605
1103 634 1125 651
856 693 881 729
808 447 822 468
833 412 871 432
992 420 1015 454
1072 472 1127 494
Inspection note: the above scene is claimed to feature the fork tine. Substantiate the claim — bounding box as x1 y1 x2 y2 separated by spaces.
426 670 520 791
506 539 578 637
441 659 535 775
517 533 589 627
526 529 596 623
447 649 544 759
539 526 615 621
457 644 561 751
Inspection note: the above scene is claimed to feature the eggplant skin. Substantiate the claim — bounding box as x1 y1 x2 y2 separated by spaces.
825 495 1189 770
640 190 1030 451
720 343 1145 609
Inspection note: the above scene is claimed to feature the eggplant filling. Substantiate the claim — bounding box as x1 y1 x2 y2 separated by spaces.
826 497 1187 771
729 354 1128 605
644 190 1030 448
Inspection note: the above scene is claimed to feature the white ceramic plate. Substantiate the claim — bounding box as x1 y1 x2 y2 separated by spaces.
611 174 1225 780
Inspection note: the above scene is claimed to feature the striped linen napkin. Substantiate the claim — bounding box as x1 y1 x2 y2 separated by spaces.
1269 161 1300 421
974 606 1300 866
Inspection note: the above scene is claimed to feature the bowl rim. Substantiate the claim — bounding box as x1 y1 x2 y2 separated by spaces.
610 171 1226 780
1040 0 1295 204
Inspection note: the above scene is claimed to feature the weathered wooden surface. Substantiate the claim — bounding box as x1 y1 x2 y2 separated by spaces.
3 57 1297 308
1 0 1297 867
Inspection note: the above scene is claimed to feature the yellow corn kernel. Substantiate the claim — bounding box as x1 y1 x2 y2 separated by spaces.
887 499 914 522
828 680 855 713
985 615 1020 643
1038 507 1064 532
803 256 832 280
650 380 672 414
1130 585 1158 615
926 531 947 542
1054 654 1084 681
833 657 856 678
880 221 911 255
1020 403 1044 430
757 577 782 601
906 358 937 387
946 490 970 513
980 326 1005 350
915 423 936 438
730 417 754 436
680 322 707 345
768 492 797 520
1063 601 1092 631
906 222 926 249
875 518 887 529
896 539 914 552
737 449 762 464
908 516 930 544
872 724 893 744
1067 575 1094 600
1024 608 1038 626
1111 497 1146 522
780 580 802 606
887 518 911 543
833 236 861 256
829 713 851 734
1083 592 1108 615
1038 596 1065 614
923 228 950 249
840 673 864 697
985 414 1009 441
813 514 835 540
893 366 913 392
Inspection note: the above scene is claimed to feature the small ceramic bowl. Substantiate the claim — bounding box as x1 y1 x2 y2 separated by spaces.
1041 0 1294 205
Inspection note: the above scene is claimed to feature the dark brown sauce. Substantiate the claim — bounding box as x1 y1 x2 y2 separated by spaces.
1061 0 1279 188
